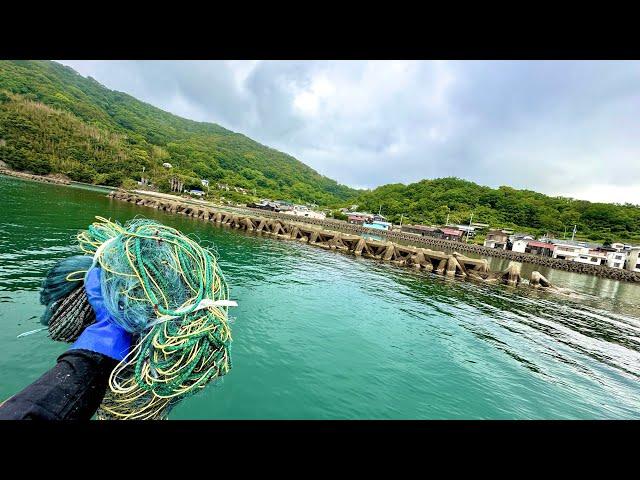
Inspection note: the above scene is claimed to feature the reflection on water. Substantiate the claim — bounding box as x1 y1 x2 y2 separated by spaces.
1 174 639 419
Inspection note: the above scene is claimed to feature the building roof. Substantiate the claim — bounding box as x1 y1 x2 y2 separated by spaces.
549 239 602 249
364 222 390 231
511 233 535 240
527 241 555 249
441 228 463 236
404 224 438 231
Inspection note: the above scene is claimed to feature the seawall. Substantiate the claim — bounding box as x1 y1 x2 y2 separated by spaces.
107 190 634 290
240 207 640 283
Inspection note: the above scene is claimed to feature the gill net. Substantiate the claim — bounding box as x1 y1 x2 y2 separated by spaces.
40 216 234 420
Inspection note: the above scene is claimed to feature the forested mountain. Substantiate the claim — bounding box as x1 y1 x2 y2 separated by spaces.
0 61 638 243
0 60 357 205
355 178 640 243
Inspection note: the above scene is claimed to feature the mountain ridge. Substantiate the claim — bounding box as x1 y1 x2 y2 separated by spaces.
0 60 358 205
0 60 639 242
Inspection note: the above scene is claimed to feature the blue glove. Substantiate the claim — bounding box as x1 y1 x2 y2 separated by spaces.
70 267 132 362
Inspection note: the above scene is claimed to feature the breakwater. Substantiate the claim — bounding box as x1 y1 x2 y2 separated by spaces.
108 190 580 291
0 168 70 185
243 206 640 283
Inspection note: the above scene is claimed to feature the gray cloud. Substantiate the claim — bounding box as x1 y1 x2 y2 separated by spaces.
59 60 640 204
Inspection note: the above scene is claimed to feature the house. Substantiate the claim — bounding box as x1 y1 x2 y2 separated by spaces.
511 239 529 253
284 205 326 220
248 200 280 211
440 227 464 242
626 247 640 272
400 225 463 241
510 233 535 242
455 225 476 238
610 242 625 252
524 241 555 257
552 243 588 261
273 200 294 212
574 249 608 266
606 250 627 269
401 224 439 237
471 222 490 231
508 233 534 252
484 229 509 249
201 179 209 188
162 162 173 168
363 220 392 231
550 240 607 265
347 212 374 225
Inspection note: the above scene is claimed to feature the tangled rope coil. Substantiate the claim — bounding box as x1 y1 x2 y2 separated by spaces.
41 216 235 420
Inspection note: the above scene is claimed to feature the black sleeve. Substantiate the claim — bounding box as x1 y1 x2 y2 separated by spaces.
0 349 117 420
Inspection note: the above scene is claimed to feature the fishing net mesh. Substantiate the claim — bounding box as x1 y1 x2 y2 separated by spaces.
42 216 233 420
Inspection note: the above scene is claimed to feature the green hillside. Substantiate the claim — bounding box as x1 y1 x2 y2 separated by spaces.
0 60 357 206
355 177 640 243
0 61 638 243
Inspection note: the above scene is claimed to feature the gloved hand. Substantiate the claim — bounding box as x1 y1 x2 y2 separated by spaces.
70 266 132 362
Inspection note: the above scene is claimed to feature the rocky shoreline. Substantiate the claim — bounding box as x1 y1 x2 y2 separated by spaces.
0 168 70 185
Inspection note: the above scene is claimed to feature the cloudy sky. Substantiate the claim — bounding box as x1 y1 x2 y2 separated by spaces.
59 61 640 205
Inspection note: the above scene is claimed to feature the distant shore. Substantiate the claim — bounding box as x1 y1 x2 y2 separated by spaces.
0 168 119 191
3 169 639 284
0 167 71 186
112 189 640 284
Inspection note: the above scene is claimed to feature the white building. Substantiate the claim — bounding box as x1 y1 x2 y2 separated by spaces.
509 233 535 242
574 250 608 266
552 243 588 261
610 242 625 252
283 205 326 220
606 251 627 269
484 229 510 250
455 225 476 238
511 239 529 253
627 247 640 272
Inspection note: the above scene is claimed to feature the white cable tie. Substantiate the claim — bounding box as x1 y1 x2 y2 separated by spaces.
148 299 238 327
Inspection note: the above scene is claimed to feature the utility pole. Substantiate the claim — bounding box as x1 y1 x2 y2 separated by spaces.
571 224 577 241
399 214 404 228
445 213 449 226
466 213 474 243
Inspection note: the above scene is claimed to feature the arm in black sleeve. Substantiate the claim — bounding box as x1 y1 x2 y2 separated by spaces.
0 349 117 420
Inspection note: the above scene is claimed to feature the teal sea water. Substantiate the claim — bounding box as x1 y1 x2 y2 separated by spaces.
1 175 639 419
